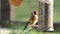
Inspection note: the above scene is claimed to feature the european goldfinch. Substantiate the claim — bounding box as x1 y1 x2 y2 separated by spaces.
24 10 38 31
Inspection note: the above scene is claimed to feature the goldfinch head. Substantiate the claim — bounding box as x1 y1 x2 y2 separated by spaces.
33 10 38 15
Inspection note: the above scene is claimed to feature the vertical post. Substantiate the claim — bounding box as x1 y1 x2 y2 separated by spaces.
10 5 15 21
38 0 45 30
38 0 54 31
0 0 10 27
46 0 54 31
0 0 1 25
0 0 1 21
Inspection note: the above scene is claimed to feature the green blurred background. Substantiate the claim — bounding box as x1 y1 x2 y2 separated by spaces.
0 0 60 34
11 0 60 34
15 0 60 22
8 0 60 34
15 0 39 21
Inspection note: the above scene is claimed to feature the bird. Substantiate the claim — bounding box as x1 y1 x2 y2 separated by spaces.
23 10 38 31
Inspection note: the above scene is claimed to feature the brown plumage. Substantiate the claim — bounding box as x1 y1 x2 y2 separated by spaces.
24 10 38 30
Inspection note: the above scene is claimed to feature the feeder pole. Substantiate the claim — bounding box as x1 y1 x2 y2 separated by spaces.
46 0 54 29
38 0 54 31
38 0 45 30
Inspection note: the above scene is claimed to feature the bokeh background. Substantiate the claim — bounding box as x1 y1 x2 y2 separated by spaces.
0 0 60 34
10 0 60 34
15 0 60 22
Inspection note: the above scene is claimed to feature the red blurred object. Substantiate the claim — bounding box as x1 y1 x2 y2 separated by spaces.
8 0 23 6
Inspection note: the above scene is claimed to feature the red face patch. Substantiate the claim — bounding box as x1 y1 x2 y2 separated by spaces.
33 11 36 15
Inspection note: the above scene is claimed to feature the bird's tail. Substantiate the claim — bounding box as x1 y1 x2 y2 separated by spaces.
23 22 29 30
